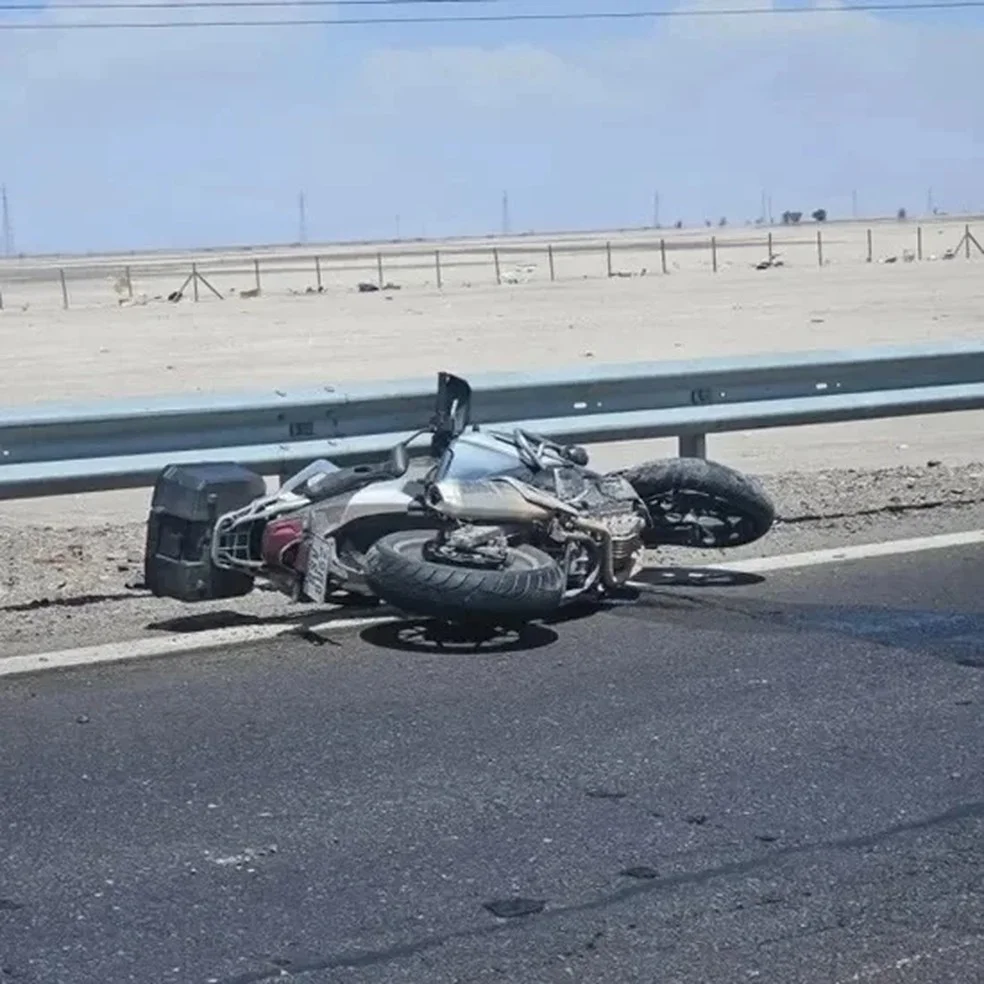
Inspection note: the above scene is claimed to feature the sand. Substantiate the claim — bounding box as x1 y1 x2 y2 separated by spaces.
0 215 982 533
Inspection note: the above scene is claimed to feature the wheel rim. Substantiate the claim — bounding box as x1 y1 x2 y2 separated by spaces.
646 489 762 547
392 531 542 572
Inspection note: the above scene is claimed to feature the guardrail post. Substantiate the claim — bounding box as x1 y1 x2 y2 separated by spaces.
315 255 323 291
866 228 873 263
192 263 200 302
548 243 555 281
678 433 707 458
60 268 69 310
711 236 717 273
435 249 442 289
493 247 501 285
0 286 4 311
660 238 667 274
966 224 972 259
253 258 261 294
816 229 823 267
606 241 613 278
377 252 384 288
917 226 923 261
125 265 133 300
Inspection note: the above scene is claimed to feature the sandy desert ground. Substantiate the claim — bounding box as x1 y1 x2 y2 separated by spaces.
0 214 982 527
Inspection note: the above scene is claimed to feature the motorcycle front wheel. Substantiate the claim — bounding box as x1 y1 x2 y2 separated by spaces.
622 458 775 549
365 529 565 622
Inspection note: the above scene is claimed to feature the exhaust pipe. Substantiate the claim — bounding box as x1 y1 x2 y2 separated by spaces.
427 479 554 524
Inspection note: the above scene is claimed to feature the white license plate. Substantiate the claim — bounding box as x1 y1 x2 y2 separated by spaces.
303 536 333 603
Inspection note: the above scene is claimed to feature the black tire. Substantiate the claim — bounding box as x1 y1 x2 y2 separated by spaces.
365 530 565 622
622 458 775 549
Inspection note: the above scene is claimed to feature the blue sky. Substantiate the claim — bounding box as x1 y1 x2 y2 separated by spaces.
1 0 982 253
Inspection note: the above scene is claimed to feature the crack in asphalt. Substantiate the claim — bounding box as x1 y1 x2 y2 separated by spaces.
214 799 984 984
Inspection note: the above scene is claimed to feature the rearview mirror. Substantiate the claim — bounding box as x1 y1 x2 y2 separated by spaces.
430 372 472 456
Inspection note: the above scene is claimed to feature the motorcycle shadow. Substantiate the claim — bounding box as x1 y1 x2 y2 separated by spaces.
359 618 563 656
630 566 766 589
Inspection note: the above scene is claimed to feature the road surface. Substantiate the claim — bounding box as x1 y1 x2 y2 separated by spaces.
1 545 982 983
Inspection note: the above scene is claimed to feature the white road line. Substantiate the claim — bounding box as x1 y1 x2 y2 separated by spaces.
713 528 984 574
0 615 395 680
3 528 984 679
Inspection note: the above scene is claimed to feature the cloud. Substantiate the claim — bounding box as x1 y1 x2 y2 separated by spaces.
1 1 982 250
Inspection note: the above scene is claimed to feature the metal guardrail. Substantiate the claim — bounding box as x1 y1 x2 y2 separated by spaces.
2 342 983 500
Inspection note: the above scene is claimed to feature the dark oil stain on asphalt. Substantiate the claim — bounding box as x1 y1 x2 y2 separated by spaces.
616 590 984 668
620 866 659 880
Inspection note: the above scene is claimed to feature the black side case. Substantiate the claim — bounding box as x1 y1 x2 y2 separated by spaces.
144 462 266 602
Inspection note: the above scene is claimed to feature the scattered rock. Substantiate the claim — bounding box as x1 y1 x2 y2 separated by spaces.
684 814 709 826
75 714 90 725
483 897 546 919
357 282 380 293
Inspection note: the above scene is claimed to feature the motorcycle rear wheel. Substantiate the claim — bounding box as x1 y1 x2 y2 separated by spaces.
622 458 775 549
365 529 565 622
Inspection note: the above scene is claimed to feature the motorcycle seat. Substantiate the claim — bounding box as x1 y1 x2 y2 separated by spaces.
305 444 410 501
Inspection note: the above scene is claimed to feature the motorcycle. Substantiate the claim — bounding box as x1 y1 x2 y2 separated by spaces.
144 371 775 622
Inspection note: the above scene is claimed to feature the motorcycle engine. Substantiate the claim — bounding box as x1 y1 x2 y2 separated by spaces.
533 467 646 574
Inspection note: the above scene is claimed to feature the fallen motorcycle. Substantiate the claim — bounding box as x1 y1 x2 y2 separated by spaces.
144 371 774 622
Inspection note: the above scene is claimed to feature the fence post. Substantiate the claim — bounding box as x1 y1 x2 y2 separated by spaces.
60 268 69 310
192 263 200 302
660 238 667 274
917 226 923 261
125 265 133 300
866 228 873 263
435 250 442 289
816 229 823 267
606 241 613 278
966 224 972 259
493 247 501 285
377 252 384 288
253 258 261 294
767 231 773 258
548 244 555 281
679 433 707 458
315 256 322 291
711 236 717 273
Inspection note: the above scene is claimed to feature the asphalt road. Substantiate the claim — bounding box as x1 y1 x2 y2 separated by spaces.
1 546 982 984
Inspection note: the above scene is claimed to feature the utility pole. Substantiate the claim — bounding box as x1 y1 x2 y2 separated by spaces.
298 191 307 244
1 184 12 257
501 190 510 236
652 190 660 228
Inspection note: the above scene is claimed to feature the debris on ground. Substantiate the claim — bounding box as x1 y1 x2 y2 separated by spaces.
755 253 784 270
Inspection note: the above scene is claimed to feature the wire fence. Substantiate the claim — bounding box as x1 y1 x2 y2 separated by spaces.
0 222 981 313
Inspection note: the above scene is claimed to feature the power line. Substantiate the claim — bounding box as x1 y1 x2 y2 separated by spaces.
1 185 13 258
1 1 982 27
